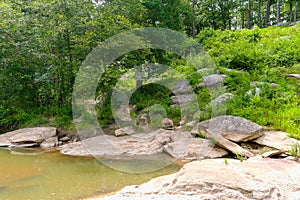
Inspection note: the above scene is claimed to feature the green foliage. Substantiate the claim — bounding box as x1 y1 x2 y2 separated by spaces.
197 25 300 71
288 143 300 158
234 152 245 162
197 130 206 139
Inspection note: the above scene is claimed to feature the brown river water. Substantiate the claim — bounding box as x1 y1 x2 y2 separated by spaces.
0 148 181 200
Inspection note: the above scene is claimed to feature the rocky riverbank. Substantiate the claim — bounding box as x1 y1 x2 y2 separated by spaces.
0 115 300 199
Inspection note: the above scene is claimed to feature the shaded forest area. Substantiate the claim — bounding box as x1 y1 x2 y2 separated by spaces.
0 0 299 137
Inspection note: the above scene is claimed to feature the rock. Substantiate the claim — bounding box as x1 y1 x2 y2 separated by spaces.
59 136 71 142
261 150 284 158
185 121 196 128
253 131 299 151
205 93 234 108
161 118 174 130
9 127 56 144
0 127 56 147
250 81 278 88
246 87 261 97
59 129 175 157
171 94 193 105
115 126 135 137
163 138 228 160
286 74 300 80
115 105 132 122
205 130 254 157
40 137 58 148
138 113 150 126
199 74 225 88
224 68 244 74
172 80 193 95
96 157 300 200
196 115 264 142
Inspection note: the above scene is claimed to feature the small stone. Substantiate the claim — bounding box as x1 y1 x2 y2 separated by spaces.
161 118 174 130
59 136 71 142
115 126 135 137
40 137 58 148
261 150 284 158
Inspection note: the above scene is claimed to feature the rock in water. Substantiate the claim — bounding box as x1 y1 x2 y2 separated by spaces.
196 115 264 142
0 127 56 147
40 137 58 148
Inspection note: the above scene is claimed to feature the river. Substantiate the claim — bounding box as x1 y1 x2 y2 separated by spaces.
0 148 181 200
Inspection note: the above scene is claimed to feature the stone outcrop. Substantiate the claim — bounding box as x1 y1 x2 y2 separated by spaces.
0 127 57 148
95 157 300 200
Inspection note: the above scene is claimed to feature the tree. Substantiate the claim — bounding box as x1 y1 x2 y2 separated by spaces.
277 0 281 24
266 0 271 26
248 0 252 29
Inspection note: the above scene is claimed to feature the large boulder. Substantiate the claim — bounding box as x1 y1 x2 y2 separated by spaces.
253 131 299 151
195 115 264 142
96 157 300 200
0 127 57 148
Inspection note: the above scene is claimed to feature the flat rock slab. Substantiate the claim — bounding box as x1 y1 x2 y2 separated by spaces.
0 127 56 147
164 138 228 160
197 115 264 142
59 129 175 157
96 157 300 200
253 131 299 151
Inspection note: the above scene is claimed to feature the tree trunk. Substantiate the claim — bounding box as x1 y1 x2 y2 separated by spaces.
277 0 281 24
289 0 293 23
192 0 196 38
295 1 298 22
266 0 271 26
241 1 245 28
248 0 252 29
258 0 262 27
